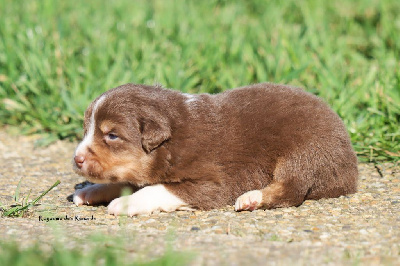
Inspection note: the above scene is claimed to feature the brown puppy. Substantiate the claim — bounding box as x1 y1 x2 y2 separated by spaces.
72 83 358 216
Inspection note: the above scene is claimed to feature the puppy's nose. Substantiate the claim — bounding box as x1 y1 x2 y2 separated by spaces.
74 155 85 168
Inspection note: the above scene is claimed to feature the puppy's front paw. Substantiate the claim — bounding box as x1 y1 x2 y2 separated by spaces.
107 184 188 216
73 183 123 206
107 195 152 216
73 184 99 206
234 190 262 211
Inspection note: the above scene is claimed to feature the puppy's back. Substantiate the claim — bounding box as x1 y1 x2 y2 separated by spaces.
213 83 358 202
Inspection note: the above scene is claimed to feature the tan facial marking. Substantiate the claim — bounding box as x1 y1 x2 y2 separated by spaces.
100 120 116 134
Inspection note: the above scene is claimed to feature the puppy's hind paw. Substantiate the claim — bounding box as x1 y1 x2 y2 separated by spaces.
234 190 262 211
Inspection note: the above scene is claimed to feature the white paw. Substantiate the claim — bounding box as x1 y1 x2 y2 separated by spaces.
234 190 263 211
107 184 188 216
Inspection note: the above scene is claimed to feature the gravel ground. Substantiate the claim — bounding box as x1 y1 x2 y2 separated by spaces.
0 130 399 265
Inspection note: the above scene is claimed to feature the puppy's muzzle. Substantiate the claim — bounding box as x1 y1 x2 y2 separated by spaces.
74 155 85 169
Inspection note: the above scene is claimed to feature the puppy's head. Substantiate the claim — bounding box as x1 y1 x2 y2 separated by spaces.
73 84 171 185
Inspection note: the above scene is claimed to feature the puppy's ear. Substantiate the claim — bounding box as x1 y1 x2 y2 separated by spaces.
140 118 171 153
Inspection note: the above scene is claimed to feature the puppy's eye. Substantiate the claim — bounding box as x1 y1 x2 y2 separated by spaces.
107 133 119 140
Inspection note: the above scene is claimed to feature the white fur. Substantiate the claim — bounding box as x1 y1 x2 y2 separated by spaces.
107 184 191 216
234 190 262 211
75 95 106 156
183 93 198 104
73 192 86 206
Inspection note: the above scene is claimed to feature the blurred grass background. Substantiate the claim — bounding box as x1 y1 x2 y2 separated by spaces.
0 0 399 162
0 233 193 266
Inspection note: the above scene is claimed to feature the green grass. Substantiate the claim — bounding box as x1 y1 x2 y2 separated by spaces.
0 0 399 161
0 178 60 217
0 236 194 266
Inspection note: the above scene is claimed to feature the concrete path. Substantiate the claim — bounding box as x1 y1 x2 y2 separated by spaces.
0 131 399 265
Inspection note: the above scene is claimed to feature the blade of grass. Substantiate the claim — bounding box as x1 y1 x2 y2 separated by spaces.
13 177 23 202
24 189 32 207
30 180 61 206
2 180 61 217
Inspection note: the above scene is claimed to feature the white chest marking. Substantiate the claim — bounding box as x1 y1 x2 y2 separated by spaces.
75 95 107 156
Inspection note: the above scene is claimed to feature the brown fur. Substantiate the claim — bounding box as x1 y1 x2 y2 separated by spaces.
73 83 358 210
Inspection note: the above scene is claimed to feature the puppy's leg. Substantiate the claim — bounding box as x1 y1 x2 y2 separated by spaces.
235 181 306 211
235 154 312 211
107 184 193 216
234 143 358 211
73 183 138 206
